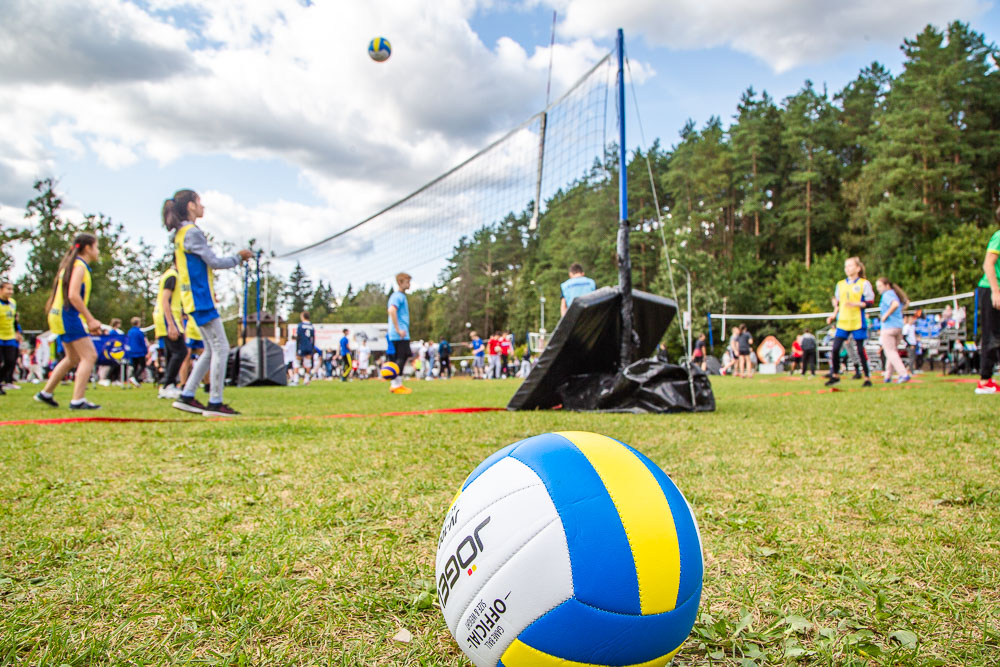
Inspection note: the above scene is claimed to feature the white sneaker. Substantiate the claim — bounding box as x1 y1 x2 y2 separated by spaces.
158 385 181 399
99 379 111 387
129 376 141 388
3 383 21 390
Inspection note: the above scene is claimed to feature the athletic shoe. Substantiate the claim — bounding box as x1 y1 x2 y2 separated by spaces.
0 385 5 395
202 402 239 417
897 375 912 384
390 385 412 395
98 379 111 387
3 383 21 390
34 392 58 407
129 376 141 388
158 385 181 400
974 379 998 394
862 379 872 387
172 395 207 414
824 376 840 387
851 373 862 380
69 400 101 410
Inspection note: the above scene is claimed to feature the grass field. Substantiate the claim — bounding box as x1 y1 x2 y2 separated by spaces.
1 373 998 665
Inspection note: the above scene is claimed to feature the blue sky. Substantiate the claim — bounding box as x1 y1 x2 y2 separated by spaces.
1 0 997 293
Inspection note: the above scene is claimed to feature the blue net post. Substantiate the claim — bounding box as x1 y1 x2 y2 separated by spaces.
707 313 713 349
974 288 979 339
616 27 634 370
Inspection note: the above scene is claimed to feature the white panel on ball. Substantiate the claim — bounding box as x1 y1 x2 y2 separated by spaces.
436 469 562 636
456 519 573 666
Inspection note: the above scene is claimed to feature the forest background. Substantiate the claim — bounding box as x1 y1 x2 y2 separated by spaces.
2 22 997 356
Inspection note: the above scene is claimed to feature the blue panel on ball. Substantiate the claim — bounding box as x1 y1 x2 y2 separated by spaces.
624 443 704 610
518 590 701 665
511 433 641 615
460 440 523 492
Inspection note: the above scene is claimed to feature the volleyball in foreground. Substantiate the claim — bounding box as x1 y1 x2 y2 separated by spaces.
368 37 391 62
380 361 400 379
435 431 703 666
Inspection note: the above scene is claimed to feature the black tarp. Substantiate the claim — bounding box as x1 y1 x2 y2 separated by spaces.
236 339 287 386
507 286 714 413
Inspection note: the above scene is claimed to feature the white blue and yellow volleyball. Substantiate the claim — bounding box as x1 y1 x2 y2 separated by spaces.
368 37 391 62
103 339 126 363
435 431 703 667
380 361 400 379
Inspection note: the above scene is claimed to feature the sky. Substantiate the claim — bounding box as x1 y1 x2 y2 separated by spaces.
1 0 998 292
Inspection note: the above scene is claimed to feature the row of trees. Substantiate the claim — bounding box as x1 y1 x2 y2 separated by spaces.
4 23 998 356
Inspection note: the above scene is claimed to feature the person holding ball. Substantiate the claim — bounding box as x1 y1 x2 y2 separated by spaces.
35 233 103 409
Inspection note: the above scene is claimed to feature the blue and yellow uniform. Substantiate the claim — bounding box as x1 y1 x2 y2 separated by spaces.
48 258 92 342
175 224 221 326
185 315 204 351
834 277 874 340
153 267 183 339
0 297 19 347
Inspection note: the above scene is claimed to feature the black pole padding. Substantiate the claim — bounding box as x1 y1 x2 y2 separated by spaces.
617 218 635 369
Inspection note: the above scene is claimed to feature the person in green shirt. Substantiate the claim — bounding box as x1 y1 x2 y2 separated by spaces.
976 207 1000 394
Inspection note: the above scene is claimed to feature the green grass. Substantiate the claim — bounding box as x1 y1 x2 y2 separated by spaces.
1 374 998 665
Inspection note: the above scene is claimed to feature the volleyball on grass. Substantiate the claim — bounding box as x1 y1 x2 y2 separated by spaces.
435 431 703 667
368 37 391 62
380 361 400 379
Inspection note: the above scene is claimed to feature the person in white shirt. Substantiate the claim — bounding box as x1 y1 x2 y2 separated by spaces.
357 340 371 379
282 338 298 385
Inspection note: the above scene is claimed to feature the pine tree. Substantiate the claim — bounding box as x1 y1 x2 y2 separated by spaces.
284 262 313 314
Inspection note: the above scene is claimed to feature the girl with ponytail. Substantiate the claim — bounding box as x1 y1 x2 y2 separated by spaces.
876 277 911 383
35 233 103 409
164 189 252 417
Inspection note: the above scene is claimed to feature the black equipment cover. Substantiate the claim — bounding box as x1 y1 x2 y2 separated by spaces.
507 286 715 412
236 338 287 386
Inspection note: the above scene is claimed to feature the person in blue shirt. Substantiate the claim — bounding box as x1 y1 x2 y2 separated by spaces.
338 328 352 382
296 311 316 385
560 263 597 316
470 331 485 379
387 272 412 394
875 278 910 383
125 316 149 387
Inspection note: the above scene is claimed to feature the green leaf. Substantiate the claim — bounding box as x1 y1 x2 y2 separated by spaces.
732 612 754 637
783 615 812 634
890 629 918 649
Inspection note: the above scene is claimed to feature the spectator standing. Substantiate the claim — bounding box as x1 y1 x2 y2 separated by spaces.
799 329 817 376
876 277 911 384
470 331 485 379
499 333 513 378
338 328 352 382
125 317 148 386
692 333 707 371
487 333 501 379
438 337 452 379
789 335 802 374
560 263 597 316
975 211 1000 393
737 325 754 378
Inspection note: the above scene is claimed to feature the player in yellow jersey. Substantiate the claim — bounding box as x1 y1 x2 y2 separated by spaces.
825 256 874 388
0 280 23 394
153 262 185 399
35 233 103 409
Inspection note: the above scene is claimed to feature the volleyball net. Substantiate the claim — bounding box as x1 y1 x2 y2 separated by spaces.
276 53 616 289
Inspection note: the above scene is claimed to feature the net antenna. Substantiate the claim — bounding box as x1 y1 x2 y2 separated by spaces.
529 10 558 232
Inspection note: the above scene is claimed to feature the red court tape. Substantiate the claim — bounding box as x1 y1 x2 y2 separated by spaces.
0 406 507 427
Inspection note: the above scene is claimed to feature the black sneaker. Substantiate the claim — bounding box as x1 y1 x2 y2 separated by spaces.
34 392 58 407
862 379 872 387
202 402 239 417
69 400 101 410
852 373 862 380
172 395 207 414
824 376 840 387
0 386 5 395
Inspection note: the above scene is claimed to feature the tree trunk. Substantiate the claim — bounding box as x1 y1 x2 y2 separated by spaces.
805 178 812 270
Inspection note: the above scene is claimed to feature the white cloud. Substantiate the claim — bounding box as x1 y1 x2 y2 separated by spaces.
547 0 990 73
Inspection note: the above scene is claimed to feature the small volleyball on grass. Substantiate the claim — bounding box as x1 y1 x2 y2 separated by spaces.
368 37 391 62
380 361 400 379
435 431 703 667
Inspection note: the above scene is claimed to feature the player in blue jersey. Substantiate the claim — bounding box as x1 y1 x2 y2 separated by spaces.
338 328 353 382
387 272 412 394
296 311 315 385
560 263 596 316
470 331 485 379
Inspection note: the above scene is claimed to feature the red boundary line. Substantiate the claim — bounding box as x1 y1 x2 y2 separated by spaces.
0 406 506 428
